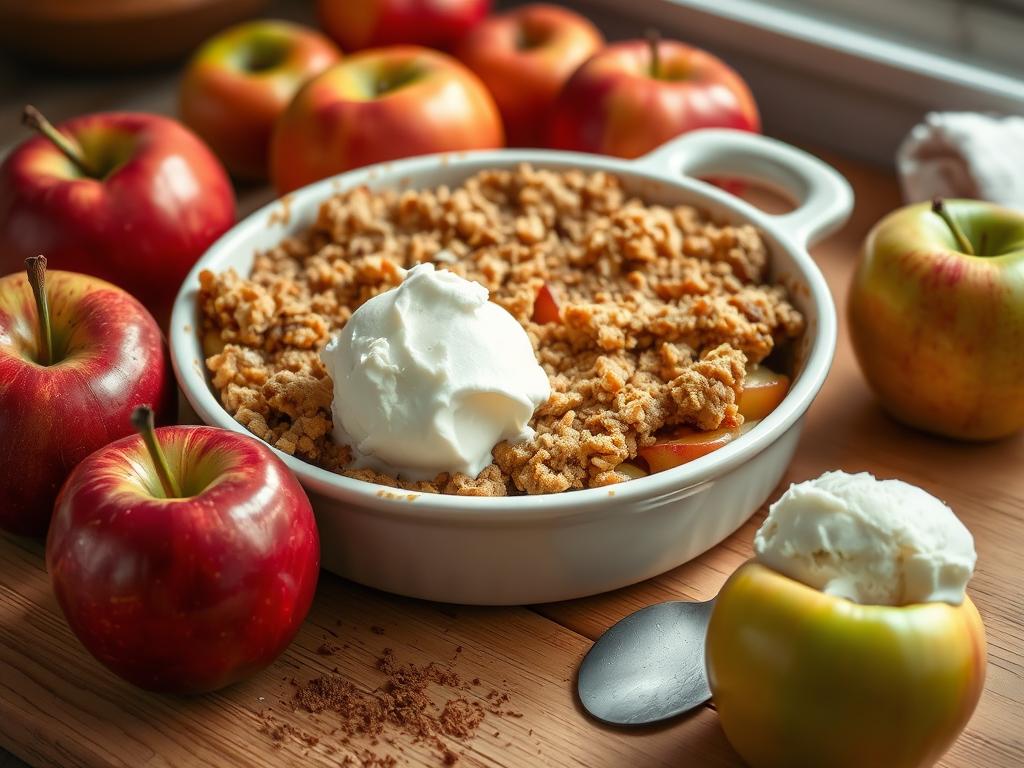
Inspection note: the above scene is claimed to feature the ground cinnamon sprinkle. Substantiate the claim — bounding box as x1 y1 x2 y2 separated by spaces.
439 699 485 739
264 647 508 765
257 715 321 749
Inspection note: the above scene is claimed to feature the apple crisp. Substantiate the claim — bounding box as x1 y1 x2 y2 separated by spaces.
200 164 803 496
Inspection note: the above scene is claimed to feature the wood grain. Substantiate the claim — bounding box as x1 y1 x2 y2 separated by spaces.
1 534 743 768
0 13 1022 766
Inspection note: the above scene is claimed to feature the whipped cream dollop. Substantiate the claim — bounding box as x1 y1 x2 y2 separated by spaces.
754 471 976 606
321 263 550 481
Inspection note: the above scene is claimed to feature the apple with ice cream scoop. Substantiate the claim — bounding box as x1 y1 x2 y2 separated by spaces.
579 472 985 768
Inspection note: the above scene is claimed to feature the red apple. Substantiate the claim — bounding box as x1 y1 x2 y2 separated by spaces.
454 4 603 146
270 46 504 194
849 198 1024 440
179 20 342 180
532 282 560 324
0 107 236 324
0 257 174 536
638 425 740 473
547 36 759 158
739 366 790 421
46 407 320 694
317 0 490 52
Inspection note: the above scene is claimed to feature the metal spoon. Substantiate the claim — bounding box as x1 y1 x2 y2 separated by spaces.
577 599 715 725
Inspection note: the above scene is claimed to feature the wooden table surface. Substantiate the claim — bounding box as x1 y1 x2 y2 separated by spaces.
1 27 1023 768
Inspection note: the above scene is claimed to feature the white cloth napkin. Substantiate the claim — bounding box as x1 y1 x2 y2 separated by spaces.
897 112 1024 209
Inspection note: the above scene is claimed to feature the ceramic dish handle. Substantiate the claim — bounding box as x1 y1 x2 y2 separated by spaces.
635 129 854 247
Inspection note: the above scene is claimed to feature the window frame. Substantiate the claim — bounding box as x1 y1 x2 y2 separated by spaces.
572 0 1024 165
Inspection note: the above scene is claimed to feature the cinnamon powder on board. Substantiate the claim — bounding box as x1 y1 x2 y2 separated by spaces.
264 646 517 765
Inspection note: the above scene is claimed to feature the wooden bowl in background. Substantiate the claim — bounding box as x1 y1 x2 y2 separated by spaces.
0 0 269 70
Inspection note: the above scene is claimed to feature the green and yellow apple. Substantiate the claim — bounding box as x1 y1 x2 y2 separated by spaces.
179 20 341 180
707 562 986 768
849 198 1024 440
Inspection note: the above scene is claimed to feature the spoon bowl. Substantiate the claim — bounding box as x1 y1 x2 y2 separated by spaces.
577 599 715 726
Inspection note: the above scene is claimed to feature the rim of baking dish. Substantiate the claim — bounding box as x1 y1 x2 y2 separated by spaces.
171 148 837 524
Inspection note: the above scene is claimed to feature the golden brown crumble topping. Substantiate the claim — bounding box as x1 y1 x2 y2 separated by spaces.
200 165 803 496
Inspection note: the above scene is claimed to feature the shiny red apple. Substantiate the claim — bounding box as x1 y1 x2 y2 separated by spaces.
455 4 603 146
270 46 504 194
638 364 786 473
47 407 320 694
317 0 490 52
179 20 341 180
0 107 236 324
0 257 174 536
547 36 759 158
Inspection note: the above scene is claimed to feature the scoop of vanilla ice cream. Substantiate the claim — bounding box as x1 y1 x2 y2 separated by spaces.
754 471 976 606
321 262 550 481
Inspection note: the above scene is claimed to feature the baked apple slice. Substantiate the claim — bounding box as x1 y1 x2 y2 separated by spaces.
739 366 790 421
614 461 648 480
638 426 741 473
532 283 560 324
637 415 767 474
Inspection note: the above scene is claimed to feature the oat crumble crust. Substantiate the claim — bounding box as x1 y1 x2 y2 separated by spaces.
199 165 803 496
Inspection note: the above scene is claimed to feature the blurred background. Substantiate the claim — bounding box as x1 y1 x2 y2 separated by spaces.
1 0 1022 171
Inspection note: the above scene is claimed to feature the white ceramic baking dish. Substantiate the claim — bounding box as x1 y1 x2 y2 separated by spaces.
170 129 853 605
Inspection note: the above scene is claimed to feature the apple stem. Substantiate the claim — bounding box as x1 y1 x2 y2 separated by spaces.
931 198 975 256
647 29 662 79
22 105 99 178
131 406 182 499
24 256 53 366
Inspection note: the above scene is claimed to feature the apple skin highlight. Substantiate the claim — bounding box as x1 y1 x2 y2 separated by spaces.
0 267 175 536
0 110 236 321
46 425 320 694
